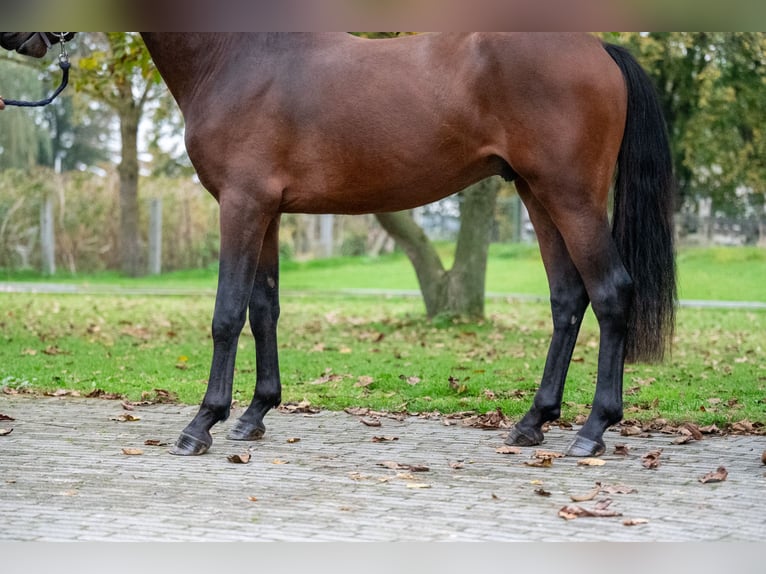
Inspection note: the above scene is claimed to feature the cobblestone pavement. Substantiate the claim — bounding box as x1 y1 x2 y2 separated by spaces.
1 395 764 541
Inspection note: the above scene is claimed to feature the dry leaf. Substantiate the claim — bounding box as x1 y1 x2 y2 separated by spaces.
496 445 522 455
248 496 258 502
600 484 638 495
121 448 143 455
371 436 399 443
699 466 728 484
0 413 15 421
110 413 141 422
682 423 703 441
613 444 630 456
450 461 465 469
272 459 289 465
534 449 565 459
144 439 168 446
577 457 606 466
278 401 320 414
361 417 382 427
642 449 662 469
406 483 431 489
672 434 694 445
570 485 601 502
524 457 553 468
0 428 13 436
620 425 642 437
558 503 622 520
762 451 766 465
623 518 649 526
377 461 429 472
534 487 552 497
286 437 301 443
355 376 374 387
227 453 251 464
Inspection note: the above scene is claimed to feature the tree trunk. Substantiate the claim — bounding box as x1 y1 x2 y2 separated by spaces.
375 177 500 319
118 105 142 277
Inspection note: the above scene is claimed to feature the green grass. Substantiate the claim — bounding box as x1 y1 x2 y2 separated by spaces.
3 244 764 302
1 289 764 427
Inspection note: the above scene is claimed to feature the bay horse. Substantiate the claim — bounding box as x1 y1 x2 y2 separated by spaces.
1 33 676 458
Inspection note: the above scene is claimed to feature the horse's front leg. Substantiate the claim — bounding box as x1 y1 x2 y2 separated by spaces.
170 193 269 456
228 216 282 441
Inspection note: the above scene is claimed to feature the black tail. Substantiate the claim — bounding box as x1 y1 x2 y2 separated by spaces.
603 42 677 363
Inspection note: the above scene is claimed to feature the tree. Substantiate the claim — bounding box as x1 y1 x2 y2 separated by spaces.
352 32 501 320
613 33 766 218
74 32 164 276
376 178 500 319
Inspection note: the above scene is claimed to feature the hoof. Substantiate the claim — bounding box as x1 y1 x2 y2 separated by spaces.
169 431 211 456
227 419 266 441
565 434 605 457
505 425 544 447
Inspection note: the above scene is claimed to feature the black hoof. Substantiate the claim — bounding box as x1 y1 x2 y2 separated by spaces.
565 434 605 457
227 419 266 441
169 431 212 456
505 425 544 447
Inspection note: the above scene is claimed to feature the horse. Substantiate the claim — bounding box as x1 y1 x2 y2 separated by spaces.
1 32 676 458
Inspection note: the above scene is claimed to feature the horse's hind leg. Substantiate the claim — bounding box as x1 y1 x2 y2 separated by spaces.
171 191 271 455
519 179 633 457
506 181 590 447
228 216 282 441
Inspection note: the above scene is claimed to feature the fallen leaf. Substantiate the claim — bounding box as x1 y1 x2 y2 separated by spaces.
121 401 135 411
534 487 552 497
570 485 601 502
682 423 704 441
86 389 123 400
248 496 258 502
672 434 694 445
578 458 606 466
110 413 141 422
534 449 565 459
491 493 501 500
21 348 37 356
620 425 643 437
762 451 766 465
600 484 638 495
699 466 728 484
642 449 662 470
463 408 512 429
623 518 649 526
496 445 522 455
450 461 465 469
371 436 399 443
377 461 429 472
0 413 15 422
355 376 374 387
121 448 143 455
278 400 320 414
286 437 301 443
227 453 251 464
613 444 630 456
406 483 431 489
558 501 622 520
0 428 13 436
272 459 289 465
524 457 553 468
144 439 169 446
43 345 69 356
361 417 382 427
344 407 370 416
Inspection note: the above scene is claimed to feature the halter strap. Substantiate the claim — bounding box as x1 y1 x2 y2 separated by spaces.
3 33 72 108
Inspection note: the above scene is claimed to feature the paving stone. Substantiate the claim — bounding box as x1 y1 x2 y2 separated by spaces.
0 395 764 541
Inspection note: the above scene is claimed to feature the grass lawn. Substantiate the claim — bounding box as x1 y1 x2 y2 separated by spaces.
3 244 766 302
1 286 764 428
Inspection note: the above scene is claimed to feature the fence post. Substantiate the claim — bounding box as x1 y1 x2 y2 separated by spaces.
40 158 59 275
148 197 163 275
319 213 334 257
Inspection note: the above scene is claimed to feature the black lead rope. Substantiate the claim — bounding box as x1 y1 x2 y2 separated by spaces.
3 33 71 108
